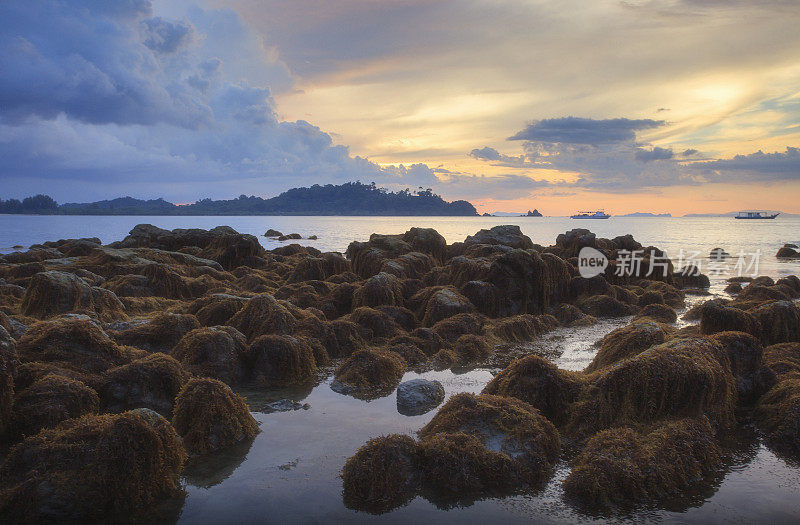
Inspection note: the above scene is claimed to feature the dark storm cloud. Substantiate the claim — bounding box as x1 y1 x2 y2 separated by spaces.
507 117 665 145
682 148 699 156
0 1 211 128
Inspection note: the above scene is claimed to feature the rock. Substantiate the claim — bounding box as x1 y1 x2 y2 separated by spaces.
710 247 730 260
634 303 677 324
246 334 317 386
332 349 406 398
776 246 800 258
257 399 310 413
555 228 597 258
185 293 248 326
420 287 475 326
483 354 585 425
752 300 800 345
419 393 560 490
569 275 612 299
342 434 421 513
101 353 189 417
0 326 15 436
110 312 200 353
396 379 445 416
286 252 350 283
725 282 743 294
571 337 736 438
711 331 768 403
171 377 259 455
9 374 100 439
0 410 186 522
452 333 493 364
21 271 127 322
575 294 635 318
700 301 761 338
402 227 447 263
586 320 673 373
352 272 404 308
15 318 131 386
563 417 721 509
464 225 534 250
264 229 283 237
171 326 248 385
755 377 800 457
347 307 400 339
308 235 318 240
229 294 297 341
552 304 597 327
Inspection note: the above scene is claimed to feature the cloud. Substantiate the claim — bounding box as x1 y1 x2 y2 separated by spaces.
682 148 699 156
507 117 665 144
0 0 431 202
690 147 800 181
142 17 194 54
635 146 674 162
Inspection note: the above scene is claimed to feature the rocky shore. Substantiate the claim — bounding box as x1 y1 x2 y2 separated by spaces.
0 223 798 520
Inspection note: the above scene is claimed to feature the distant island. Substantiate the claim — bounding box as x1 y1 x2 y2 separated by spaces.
520 209 543 217
617 212 672 217
0 182 478 216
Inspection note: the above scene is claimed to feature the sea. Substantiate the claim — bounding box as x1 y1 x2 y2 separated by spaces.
2 214 800 524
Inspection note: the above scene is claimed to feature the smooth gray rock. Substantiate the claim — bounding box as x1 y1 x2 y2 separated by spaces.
396 378 445 416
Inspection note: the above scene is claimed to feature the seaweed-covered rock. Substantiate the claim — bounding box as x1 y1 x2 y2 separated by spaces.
563 417 720 509
110 313 200 353
246 334 317 386
633 303 677 324
754 378 800 457
347 306 400 339
459 280 499 317
419 393 560 487
575 294 635 318
10 374 100 439
396 379 445 416
752 300 800 345
172 326 248 385
710 331 766 402
453 334 493 364
16 319 130 382
586 320 673 373
21 271 126 322
185 294 248 326
572 337 736 434
0 324 17 425
431 312 486 343
418 432 522 503
700 301 760 338
229 294 296 341
351 272 404 308
483 355 584 425
464 225 534 250
552 303 597 327
332 349 406 397
101 353 189 416
0 410 186 522
762 342 800 379
171 378 258 455
421 287 475 327
342 434 421 513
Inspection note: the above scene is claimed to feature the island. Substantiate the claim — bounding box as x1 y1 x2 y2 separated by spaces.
0 182 478 216
520 209 543 217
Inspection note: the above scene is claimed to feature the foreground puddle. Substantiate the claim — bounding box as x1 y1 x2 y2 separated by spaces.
152 306 800 524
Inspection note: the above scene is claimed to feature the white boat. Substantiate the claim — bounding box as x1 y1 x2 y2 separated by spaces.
734 210 779 220
571 210 610 219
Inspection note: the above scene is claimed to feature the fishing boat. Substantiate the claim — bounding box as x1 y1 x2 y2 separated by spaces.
571 210 610 219
734 210 779 219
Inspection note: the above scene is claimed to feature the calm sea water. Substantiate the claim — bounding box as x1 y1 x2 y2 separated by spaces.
2 215 799 287
2 214 800 524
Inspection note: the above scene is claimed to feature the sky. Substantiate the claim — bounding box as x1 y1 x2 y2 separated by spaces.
1 0 799 215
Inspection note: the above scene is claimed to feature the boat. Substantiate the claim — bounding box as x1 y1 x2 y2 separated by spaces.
734 210 779 219
571 210 610 219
